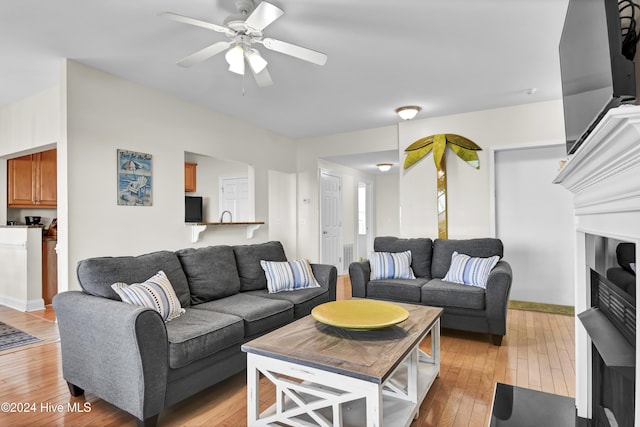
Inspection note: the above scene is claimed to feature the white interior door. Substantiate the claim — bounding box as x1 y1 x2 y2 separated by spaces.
220 176 249 221
320 170 342 272
494 144 575 306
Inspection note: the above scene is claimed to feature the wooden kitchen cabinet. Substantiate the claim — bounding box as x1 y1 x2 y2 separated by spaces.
7 148 57 208
185 162 197 192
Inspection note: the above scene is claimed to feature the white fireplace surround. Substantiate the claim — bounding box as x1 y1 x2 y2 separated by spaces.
554 105 640 423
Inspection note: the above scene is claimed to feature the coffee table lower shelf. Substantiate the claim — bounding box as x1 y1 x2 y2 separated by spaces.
253 356 438 427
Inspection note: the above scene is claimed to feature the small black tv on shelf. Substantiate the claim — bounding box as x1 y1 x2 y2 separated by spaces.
559 0 637 154
185 196 203 223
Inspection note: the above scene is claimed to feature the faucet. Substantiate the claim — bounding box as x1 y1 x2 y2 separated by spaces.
219 210 233 223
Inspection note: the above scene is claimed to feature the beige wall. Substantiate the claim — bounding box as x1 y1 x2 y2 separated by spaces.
1 60 567 293
398 100 566 238
294 100 566 260
61 61 297 290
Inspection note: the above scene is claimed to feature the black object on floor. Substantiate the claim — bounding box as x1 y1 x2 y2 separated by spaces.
490 383 575 427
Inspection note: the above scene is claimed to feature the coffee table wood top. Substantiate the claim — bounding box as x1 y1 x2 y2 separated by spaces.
242 301 442 384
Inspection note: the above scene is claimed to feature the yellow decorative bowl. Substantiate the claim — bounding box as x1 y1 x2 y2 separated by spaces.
311 300 409 330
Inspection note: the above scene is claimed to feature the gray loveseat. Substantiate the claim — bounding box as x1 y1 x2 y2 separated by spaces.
349 236 512 345
53 241 337 427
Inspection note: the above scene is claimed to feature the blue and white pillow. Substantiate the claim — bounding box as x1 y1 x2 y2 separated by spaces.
261 259 321 293
111 270 185 322
443 251 500 289
370 250 416 280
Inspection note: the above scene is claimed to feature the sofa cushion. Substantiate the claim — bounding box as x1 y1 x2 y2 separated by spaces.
77 251 191 307
431 238 503 279
367 278 429 303
260 259 320 293
176 245 241 304
369 251 416 280
245 287 330 319
233 241 288 291
421 278 486 310
443 251 500 289
374 236 433 279
111 270 186 322
194 293 293 337
165 308 244 369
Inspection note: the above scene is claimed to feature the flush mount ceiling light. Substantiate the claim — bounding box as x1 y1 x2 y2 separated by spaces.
376 163 393 172
395 106 422 120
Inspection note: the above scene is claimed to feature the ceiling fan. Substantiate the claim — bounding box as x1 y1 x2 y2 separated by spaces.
160 0 327 87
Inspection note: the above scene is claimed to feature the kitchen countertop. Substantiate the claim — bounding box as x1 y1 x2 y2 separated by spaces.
0 225 45 228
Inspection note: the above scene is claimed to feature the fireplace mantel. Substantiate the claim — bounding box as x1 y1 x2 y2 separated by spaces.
554 105 640 218
554 105 640 425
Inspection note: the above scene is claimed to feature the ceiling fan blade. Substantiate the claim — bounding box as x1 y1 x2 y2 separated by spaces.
176 41 232 67
159 12 233 35
244 2 284 32
261 38 327 66
252 67 273 87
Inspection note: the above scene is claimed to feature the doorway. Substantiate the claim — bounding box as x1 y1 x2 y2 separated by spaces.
219 176 249 221
320 170 343 272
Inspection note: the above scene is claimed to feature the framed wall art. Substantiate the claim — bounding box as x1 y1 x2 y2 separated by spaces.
117 149 152 206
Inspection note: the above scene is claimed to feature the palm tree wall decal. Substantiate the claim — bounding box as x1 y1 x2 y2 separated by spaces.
403 134 482 239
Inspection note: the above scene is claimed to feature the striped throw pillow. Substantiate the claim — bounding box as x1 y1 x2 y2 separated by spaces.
260 259 321 293
443 251 500 289
369 250 416 280
111 270 185 322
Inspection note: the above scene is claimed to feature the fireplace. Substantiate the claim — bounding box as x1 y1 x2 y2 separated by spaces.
581 268 635 427
554 106 640 426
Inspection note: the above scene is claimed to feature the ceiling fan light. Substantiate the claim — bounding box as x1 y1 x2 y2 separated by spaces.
228 60 245 75
225 45 245 74
376 163 393 172
245 49 268 74
395 106 421 120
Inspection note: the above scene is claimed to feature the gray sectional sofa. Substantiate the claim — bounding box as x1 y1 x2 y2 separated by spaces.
53 241 337 427
349 236 512 345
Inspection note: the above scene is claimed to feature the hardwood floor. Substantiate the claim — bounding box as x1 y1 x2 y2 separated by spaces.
0 279 575 426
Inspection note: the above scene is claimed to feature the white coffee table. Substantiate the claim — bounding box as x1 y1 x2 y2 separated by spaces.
242 302 442 427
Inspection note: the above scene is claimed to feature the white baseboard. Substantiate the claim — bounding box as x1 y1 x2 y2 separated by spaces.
0 295 45 312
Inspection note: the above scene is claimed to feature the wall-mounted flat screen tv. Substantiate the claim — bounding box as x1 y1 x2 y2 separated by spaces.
559 0 636 154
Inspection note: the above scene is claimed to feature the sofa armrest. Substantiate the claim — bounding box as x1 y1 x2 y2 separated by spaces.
485 260 513 336
349 261 371 298
311 263 338 301
53 291 169 422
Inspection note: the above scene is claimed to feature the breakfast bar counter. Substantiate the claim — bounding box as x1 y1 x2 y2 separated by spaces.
0 225 45 311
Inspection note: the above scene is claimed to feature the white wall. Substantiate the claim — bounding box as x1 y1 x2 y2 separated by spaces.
398 100 566 238
375 173 400 237
0 86 60 157
268 170 297 258
494 144 575 306
62 61 297 291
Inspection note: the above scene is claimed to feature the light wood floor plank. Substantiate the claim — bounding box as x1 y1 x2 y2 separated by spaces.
0 277 577 426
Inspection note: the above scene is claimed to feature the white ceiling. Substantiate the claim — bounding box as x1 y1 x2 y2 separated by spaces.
0 0 569 142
